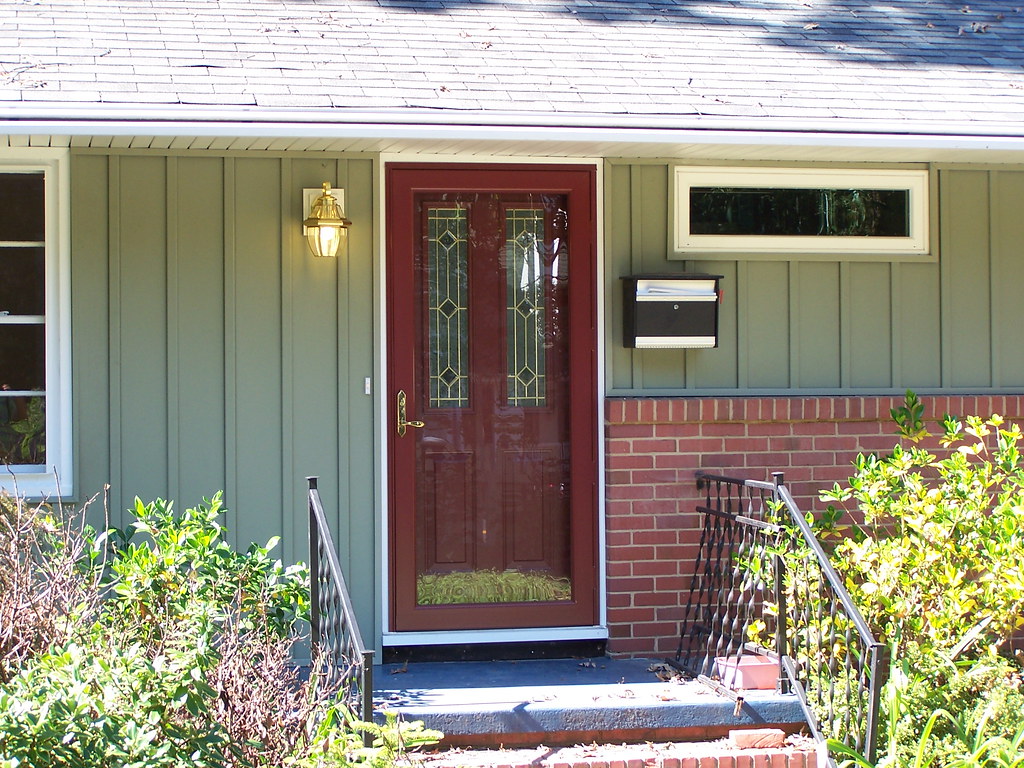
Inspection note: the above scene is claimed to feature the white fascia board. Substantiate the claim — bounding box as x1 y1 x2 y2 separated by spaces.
5 110 1024 153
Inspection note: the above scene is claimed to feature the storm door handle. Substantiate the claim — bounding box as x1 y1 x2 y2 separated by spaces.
396 390 425 437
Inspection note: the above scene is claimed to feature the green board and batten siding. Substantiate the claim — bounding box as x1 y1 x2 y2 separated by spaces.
70 151 378 642
65 151 1024 650
605 161 1024 395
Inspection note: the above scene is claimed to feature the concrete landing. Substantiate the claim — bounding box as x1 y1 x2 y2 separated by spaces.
373 658 807 747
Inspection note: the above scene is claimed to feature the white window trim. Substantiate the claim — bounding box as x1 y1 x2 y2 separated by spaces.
0 149 72 499
673 166 930 257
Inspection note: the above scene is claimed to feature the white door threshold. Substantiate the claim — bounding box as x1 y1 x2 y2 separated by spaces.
382 625 608 647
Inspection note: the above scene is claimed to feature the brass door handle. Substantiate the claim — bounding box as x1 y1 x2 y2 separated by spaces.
396 390 425 437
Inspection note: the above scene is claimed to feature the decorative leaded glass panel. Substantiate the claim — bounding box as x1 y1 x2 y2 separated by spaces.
427 207 469 408
505 209 546 407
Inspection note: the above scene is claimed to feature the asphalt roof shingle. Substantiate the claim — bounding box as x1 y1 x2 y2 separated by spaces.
1 0 1023 131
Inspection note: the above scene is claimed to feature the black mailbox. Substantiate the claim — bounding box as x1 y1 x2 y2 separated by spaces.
622 273 723 349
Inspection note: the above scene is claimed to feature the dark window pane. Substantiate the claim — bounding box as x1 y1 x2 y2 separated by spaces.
0 247 45 315
0 325 45 390
0 173 45 242
0 395 45 466
690 187 910 237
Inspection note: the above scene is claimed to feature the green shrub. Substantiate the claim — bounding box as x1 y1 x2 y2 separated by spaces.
0 493 440 768
821 392 1024 767
823 392 1024 664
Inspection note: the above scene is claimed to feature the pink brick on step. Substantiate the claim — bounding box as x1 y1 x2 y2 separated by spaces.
728 729 786 750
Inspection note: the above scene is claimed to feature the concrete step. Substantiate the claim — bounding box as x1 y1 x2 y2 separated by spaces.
373 657 807 749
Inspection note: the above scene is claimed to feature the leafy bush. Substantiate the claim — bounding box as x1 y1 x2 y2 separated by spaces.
0 492 440 768
823 392 1024 662
0 492 100 683
821 392 1024 767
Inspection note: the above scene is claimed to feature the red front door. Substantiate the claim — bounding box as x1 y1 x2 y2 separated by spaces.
386 164 598 632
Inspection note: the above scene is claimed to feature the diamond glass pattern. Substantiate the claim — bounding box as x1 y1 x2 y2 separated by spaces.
427 207 469 408
505 209 547 407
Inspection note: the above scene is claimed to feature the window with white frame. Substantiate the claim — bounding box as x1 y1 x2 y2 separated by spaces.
0 154 71 497
673 167 930 257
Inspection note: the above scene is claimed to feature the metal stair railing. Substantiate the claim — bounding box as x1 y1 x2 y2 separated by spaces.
672 471 889 767
307 476 375 744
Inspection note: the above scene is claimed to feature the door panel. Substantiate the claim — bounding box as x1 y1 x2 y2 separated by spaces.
387 165 597 632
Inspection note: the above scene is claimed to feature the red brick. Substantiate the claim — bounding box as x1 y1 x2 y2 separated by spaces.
606 561 634 578
607 638 655 654
606 454 656 470
631 621 677 637
613 545 656 561
631 438 679 453
608 607 661 622
608 424 656 439
767 436 810 451
633 530 677 545
745 422 792 436
606 531 632 547
812 435 859 451
719 437 771 452
701 422 746 437
654 544 692 560
630 577 679 593
698 453 749 469
606 469 633 485
730 729 786 749
606 593 632 608
838 419 881 434
656 451 713 468
654 484 696 500
655 605 688 620
631 499 683 515
789 451 836 467
632 469 681 484
608 439 637 454
607 576 655 592
608 485 655 501
608 515 656 531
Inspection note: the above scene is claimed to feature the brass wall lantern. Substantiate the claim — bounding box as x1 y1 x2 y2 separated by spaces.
302 182 351 258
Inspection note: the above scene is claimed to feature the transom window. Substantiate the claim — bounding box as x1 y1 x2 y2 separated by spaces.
674 167 929 257
0 155 70 498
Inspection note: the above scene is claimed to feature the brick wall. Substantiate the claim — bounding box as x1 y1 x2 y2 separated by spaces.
604 394 1024 656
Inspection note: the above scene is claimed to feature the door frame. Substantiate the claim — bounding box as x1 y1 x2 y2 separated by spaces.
377 157 607 647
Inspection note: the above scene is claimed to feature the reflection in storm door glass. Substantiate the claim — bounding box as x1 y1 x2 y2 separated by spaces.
427 207 469 408
506 209 546 407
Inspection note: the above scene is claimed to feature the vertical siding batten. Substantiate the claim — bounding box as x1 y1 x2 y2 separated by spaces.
736 260 749 389
992 172 1024 386
107 156 123 521
280 158 295 565
344 157 378 642
988 172 1001 389
176 157 227 503
839 261 851 389
223 157 238 546
628 165 644 390
788 261 800 388
166 156 180 502
890 262 902 388
70 153 113 519
118 156 170 509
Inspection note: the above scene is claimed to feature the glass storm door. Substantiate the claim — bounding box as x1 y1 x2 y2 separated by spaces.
386 165 598 632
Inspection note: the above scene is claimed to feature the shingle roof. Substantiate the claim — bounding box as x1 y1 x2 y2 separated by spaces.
2 0 1023 134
